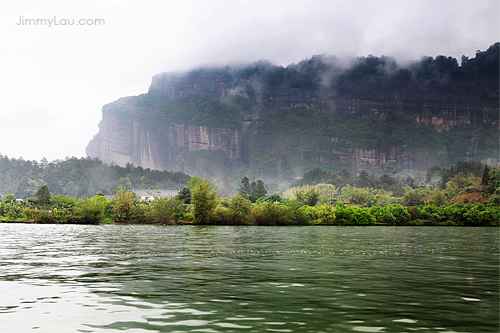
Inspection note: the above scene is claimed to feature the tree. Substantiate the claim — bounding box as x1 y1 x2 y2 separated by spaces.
357 170 370 188
481 164 492 187
294 187 321 206
63 181 78 198
191 178 218 224
400 187 427 206
426 165 442 183
151 197 184 224
35 185 51 206
254 180 267 198
237 177 267 202
188 176 204 190
293 168 333 187
237 177 251 198
4 194 16 203
424 188 446 206
217 176 234 198
228 195 253 224
175 187 191 204
113 188 136 222
444 173 480 199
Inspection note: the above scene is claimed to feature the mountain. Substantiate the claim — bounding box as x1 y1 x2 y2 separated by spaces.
87 43 499 183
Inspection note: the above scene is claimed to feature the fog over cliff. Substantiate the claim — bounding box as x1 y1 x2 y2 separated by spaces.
0 0 499 161
86 43 499 184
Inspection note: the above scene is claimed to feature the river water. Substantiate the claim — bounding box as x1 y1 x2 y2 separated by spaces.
0 225 498 333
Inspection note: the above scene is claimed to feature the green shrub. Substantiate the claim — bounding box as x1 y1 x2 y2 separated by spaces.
34 209 57 223
182 212 195 223
5 203 22 220
22 208 37 222
149 197 185 224
369 206 396 224
227 195 253 225
407 220 425 226
113 189 136 222
26 197 39 208
210 204 233 225
303 204 336 224
400 187 427 206
440 203 467 225
387 204 410 225
51 195 77 209
76 196 108 224
256 194 287 204
131 203 148 223
286 200 311 225
4 194 16 204
192 179 219 224
408 206 424 221
420 205 442 223
294 188 321 206
464 203 499 226
334 205 375 225
253 202 294 225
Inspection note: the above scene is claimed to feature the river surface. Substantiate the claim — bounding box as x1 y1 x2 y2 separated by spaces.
0 225 498 333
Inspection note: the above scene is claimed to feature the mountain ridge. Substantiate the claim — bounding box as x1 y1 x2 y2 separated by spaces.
87 43 499 183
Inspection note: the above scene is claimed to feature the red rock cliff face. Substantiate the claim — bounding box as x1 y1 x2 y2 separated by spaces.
87 109 500 177
86 113 244 176
331 146 429 173
88 68 498 177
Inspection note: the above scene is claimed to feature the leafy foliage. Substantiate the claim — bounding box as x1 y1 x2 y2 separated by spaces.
191 179 219 224
0 161 498 226
175 187 191 204
113 188 136 222
150 197 185 224
35 185 51 206
0 155 190 198
237 177 267 202
293 187 321 206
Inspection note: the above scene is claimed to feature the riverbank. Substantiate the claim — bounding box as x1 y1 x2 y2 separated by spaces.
1 185 498 227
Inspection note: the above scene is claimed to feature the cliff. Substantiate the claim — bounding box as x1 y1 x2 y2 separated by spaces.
87 112 245 176
87 43 500 179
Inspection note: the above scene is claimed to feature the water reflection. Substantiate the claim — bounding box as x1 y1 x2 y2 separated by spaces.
0 225 498 332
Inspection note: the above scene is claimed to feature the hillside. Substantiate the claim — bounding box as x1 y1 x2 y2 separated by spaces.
0 156 190 198
87 43 499 184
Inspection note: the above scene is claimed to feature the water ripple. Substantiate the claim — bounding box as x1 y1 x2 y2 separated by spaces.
0 225 498 332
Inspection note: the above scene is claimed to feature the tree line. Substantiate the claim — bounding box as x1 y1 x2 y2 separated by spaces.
0 161 498 226
0 155 190 199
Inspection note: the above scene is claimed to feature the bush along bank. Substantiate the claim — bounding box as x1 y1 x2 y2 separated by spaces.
0 181 498 226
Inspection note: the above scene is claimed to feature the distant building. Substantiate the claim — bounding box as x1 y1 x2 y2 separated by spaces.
134 189 179 201
104 189 180 201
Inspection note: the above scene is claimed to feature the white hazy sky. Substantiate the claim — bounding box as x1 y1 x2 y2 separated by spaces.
0 0 498 161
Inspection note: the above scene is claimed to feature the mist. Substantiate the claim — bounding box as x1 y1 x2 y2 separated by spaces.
0 0 498 162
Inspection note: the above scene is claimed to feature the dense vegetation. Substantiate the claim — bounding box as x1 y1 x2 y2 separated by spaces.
104 94 242 129
0 155 190 199
1 161 497 227
240 109 498 181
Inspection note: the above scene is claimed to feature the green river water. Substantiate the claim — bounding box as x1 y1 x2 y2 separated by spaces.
0 225 498 332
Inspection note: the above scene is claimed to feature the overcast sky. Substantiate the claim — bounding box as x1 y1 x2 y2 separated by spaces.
0 0 498 161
